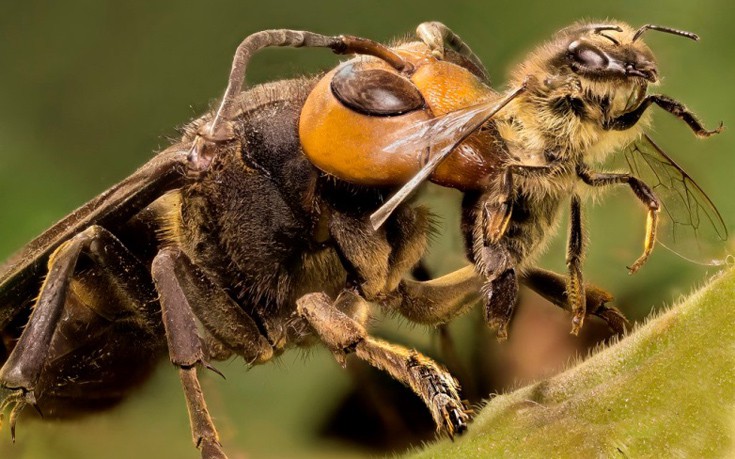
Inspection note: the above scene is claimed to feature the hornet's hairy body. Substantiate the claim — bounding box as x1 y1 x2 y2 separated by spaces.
0 21 723 459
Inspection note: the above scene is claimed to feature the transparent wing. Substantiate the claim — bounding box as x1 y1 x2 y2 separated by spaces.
380 96 502 155
624 134 729 265
370 84 526 229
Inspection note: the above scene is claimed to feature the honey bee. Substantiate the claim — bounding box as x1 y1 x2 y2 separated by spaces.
0 20 725 459
368 21 726 336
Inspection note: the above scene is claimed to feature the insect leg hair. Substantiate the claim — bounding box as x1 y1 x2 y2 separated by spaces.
520 268 629 334
566 195 587 335
0 225 157 438
152 248 273 364
466 188 522 341
415 21 490 82
482 168 514 245
577 165 660 273
603 94 723 138
296 292 470 438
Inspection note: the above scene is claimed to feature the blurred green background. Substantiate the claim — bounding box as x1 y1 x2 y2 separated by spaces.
0 1 732 458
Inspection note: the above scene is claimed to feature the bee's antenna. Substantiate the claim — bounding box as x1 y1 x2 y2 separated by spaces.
597 32 620 45
633 25 699 42
590 25 623 34
560 24 622 38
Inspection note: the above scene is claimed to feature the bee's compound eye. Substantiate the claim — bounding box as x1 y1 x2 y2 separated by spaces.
568 40 609 70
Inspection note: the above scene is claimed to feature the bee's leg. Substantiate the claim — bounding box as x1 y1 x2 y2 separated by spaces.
603 94 723 137
520 268 629 334
480 260 518 342
481 169 514 245
0 225 157 439
415 22 489 82
296 292 470 438
463 183 523 341
566 195 587 335
577 166 660 273
151 248 273 459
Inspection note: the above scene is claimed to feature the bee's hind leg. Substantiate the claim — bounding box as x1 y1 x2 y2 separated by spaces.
296 291 470 439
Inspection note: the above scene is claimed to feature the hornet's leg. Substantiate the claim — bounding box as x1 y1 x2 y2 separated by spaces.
385 265 483 325
152 247 273 459
296 292 470 438
0 225 158 439
415 21 489 82
520 268 629 334
388 262 627 334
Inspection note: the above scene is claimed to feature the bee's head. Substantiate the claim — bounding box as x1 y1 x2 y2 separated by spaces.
560 22 673 84
514 21 698 90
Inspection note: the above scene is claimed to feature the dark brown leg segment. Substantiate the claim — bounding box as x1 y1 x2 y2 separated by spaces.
157 249 273 365
482 267 518 341
151 248 226 459
151 248 274 459
0 225 156 439
603 94 723 137
521 268 629 334
296 292 470 438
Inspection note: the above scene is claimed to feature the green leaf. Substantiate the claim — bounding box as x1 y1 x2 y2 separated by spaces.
407 267 735 458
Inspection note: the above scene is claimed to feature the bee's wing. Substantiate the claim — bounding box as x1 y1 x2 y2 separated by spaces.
0 145 189 324
370 84 526 229
624 134 729 265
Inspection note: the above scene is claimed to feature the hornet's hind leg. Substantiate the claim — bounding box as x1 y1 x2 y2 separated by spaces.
0 225 161 438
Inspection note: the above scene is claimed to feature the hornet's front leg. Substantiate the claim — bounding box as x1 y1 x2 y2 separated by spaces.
520 268 629 335
577 164 660 273
415 21 489 82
